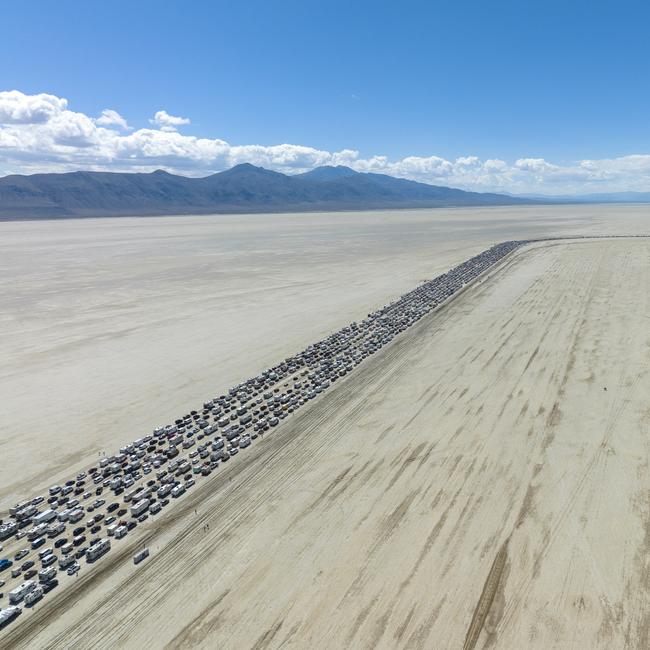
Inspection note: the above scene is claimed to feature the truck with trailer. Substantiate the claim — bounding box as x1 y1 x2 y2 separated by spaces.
33 509 57 526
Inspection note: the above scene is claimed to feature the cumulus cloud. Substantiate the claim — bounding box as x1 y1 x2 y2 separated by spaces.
95 109 129 130
2 90 650 194
150 110 191 132
0 90 68 124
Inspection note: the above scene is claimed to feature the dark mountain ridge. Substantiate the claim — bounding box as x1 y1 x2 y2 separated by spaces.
0 163 534 220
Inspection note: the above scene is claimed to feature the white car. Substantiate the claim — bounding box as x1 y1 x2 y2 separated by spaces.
66 563 80 575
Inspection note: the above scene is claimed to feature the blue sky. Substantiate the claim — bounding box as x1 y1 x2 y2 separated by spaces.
1 0 650 193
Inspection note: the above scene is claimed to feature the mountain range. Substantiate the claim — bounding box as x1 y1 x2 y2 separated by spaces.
0 164 534 220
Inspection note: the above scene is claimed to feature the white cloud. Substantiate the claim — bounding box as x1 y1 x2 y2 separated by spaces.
150 110 191 132
2 90 650 194
0 90 68 124
95 109 129 130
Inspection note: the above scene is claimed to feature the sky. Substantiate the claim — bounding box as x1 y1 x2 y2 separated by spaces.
1 0 650 194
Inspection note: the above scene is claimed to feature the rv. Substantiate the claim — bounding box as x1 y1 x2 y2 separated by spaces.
15 505 36 521
38 566 56 582
59 554 76 569
133 548 149 565
86 538 111 563
114 525 128 539
0 522 17 540
8 580 35 604
24 586 43 606
68 509 84 523
0 606 22 627
130 499 150 518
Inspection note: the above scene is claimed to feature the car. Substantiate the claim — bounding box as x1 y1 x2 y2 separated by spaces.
90 525 100 534
117 509 126 517
137 514 148 523
87 505 95 513
160 498 169 507
24 569 37 579
67 563 80 576
14 550 29 561
20 561 34 572
83 492 91 500
95 487 103 496
73 527 85 536
126 521 137 531
75 547 87 559
93 499 105 508
0 559 14 571
73 535 86 546
42 578 59 593
107 503 119 513
94 513 104 522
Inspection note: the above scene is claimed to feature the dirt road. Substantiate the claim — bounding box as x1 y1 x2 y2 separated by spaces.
3 237 650 649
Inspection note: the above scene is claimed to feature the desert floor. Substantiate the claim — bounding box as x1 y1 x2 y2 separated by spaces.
2 226 650 648
1 204 649 508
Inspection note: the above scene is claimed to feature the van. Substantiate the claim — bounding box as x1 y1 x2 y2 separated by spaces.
41 554 56 567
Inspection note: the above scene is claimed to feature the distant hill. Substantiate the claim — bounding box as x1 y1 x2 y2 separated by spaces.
0 163 535 220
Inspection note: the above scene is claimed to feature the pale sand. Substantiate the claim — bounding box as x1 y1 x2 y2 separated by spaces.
1 204 649 510
3 233 650 648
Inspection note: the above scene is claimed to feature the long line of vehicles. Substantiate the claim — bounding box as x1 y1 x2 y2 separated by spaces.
1 236 625 630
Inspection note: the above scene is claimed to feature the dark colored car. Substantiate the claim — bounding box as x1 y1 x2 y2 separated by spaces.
20 560 34 571
90 525 100 534
117 509 126 517
73 527 85 536
54 539 67 548
24 569 37 579
107 503 119 513
42 579 59 593
75 548 87 559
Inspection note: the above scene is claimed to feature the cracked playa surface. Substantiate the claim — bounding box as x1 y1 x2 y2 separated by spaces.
4 236 650 649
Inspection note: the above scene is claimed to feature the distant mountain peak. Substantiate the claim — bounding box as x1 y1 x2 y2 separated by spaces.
298 165 359 181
